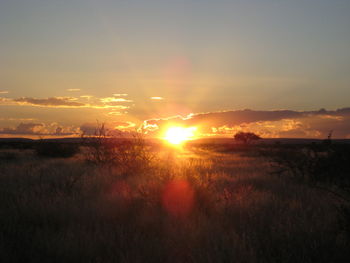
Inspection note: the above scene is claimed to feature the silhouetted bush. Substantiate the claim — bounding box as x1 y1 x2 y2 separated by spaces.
35 141 80 158
82 123 155 173
234 132 261 144
266 142 350 239
267 143 350 189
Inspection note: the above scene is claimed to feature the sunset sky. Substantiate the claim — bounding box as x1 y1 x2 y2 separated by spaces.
1 0 350 138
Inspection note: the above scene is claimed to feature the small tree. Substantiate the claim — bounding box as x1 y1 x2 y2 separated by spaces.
234 132 261 145
82 122 156 174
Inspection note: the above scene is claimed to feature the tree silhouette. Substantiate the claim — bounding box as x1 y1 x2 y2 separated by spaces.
234 132 261 144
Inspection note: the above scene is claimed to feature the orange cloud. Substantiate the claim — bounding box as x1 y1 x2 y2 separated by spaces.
66 89 81 92
107 112 123 116
13 97 85 108
91 105 129 109
114 121 136 130
140 108 350 139
80 95 93 99
100 97 133 103
0 96 132 111
0 118 37 122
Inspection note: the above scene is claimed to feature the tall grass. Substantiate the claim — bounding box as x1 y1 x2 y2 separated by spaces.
0 144 348 262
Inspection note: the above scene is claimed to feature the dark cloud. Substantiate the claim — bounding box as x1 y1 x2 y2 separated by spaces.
80 123 101 136
14 97 85 107
0 123 45 135
142 109 305 133
141 108 350 139
0 123 77 136
1 96 131 110
80 123 123 136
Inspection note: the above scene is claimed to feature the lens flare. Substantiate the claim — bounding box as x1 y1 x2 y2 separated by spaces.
163 126 197 145
162 179 194 217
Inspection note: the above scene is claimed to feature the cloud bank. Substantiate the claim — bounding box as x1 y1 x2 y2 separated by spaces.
1 105 349 139
14 97 85 108
0 95 132 110
140 108 350 139
0 122 79 136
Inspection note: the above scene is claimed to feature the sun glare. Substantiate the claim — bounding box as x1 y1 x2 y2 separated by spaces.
163 127 197 145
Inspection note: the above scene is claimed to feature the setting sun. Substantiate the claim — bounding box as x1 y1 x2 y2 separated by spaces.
163 127 197 145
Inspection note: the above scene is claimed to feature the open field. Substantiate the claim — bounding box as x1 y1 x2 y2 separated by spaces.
2 1 350 262
0 140 349 262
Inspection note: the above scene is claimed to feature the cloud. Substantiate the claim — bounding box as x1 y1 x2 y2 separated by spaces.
107 111 123 116
113 121 136 130
0 122 78 136
80 122 135 137
91 105 130 109
0 97 12 103
80 123 100 136
113 94 128 97
0 123 44 135
150 97 164 100
0 91 9 94
67 89 81 92
140 108 350 139
80 95 93 99
0 118 37 122
141 109 303 132
100 97 133 103
13 97 85 108
0 95 132 111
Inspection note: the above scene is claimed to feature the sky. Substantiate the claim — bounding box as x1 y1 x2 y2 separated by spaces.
1 0 350 138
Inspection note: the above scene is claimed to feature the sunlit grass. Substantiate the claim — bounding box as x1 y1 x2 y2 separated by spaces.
0 145 348 262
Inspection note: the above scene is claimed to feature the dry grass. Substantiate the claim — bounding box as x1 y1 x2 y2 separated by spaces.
0 145 348 262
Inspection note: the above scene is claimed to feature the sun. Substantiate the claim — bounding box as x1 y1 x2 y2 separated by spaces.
163 127 197 145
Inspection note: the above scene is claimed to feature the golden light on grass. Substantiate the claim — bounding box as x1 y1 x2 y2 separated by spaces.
163 126 197 145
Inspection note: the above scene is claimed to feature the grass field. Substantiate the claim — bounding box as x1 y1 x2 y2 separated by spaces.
0 141 349 262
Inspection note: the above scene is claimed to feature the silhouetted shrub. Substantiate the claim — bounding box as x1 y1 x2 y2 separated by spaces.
35 141 80 158
82 123 156 173
268 144 350 188
266 142 350 239
234 132 261 144
267 131 350 191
